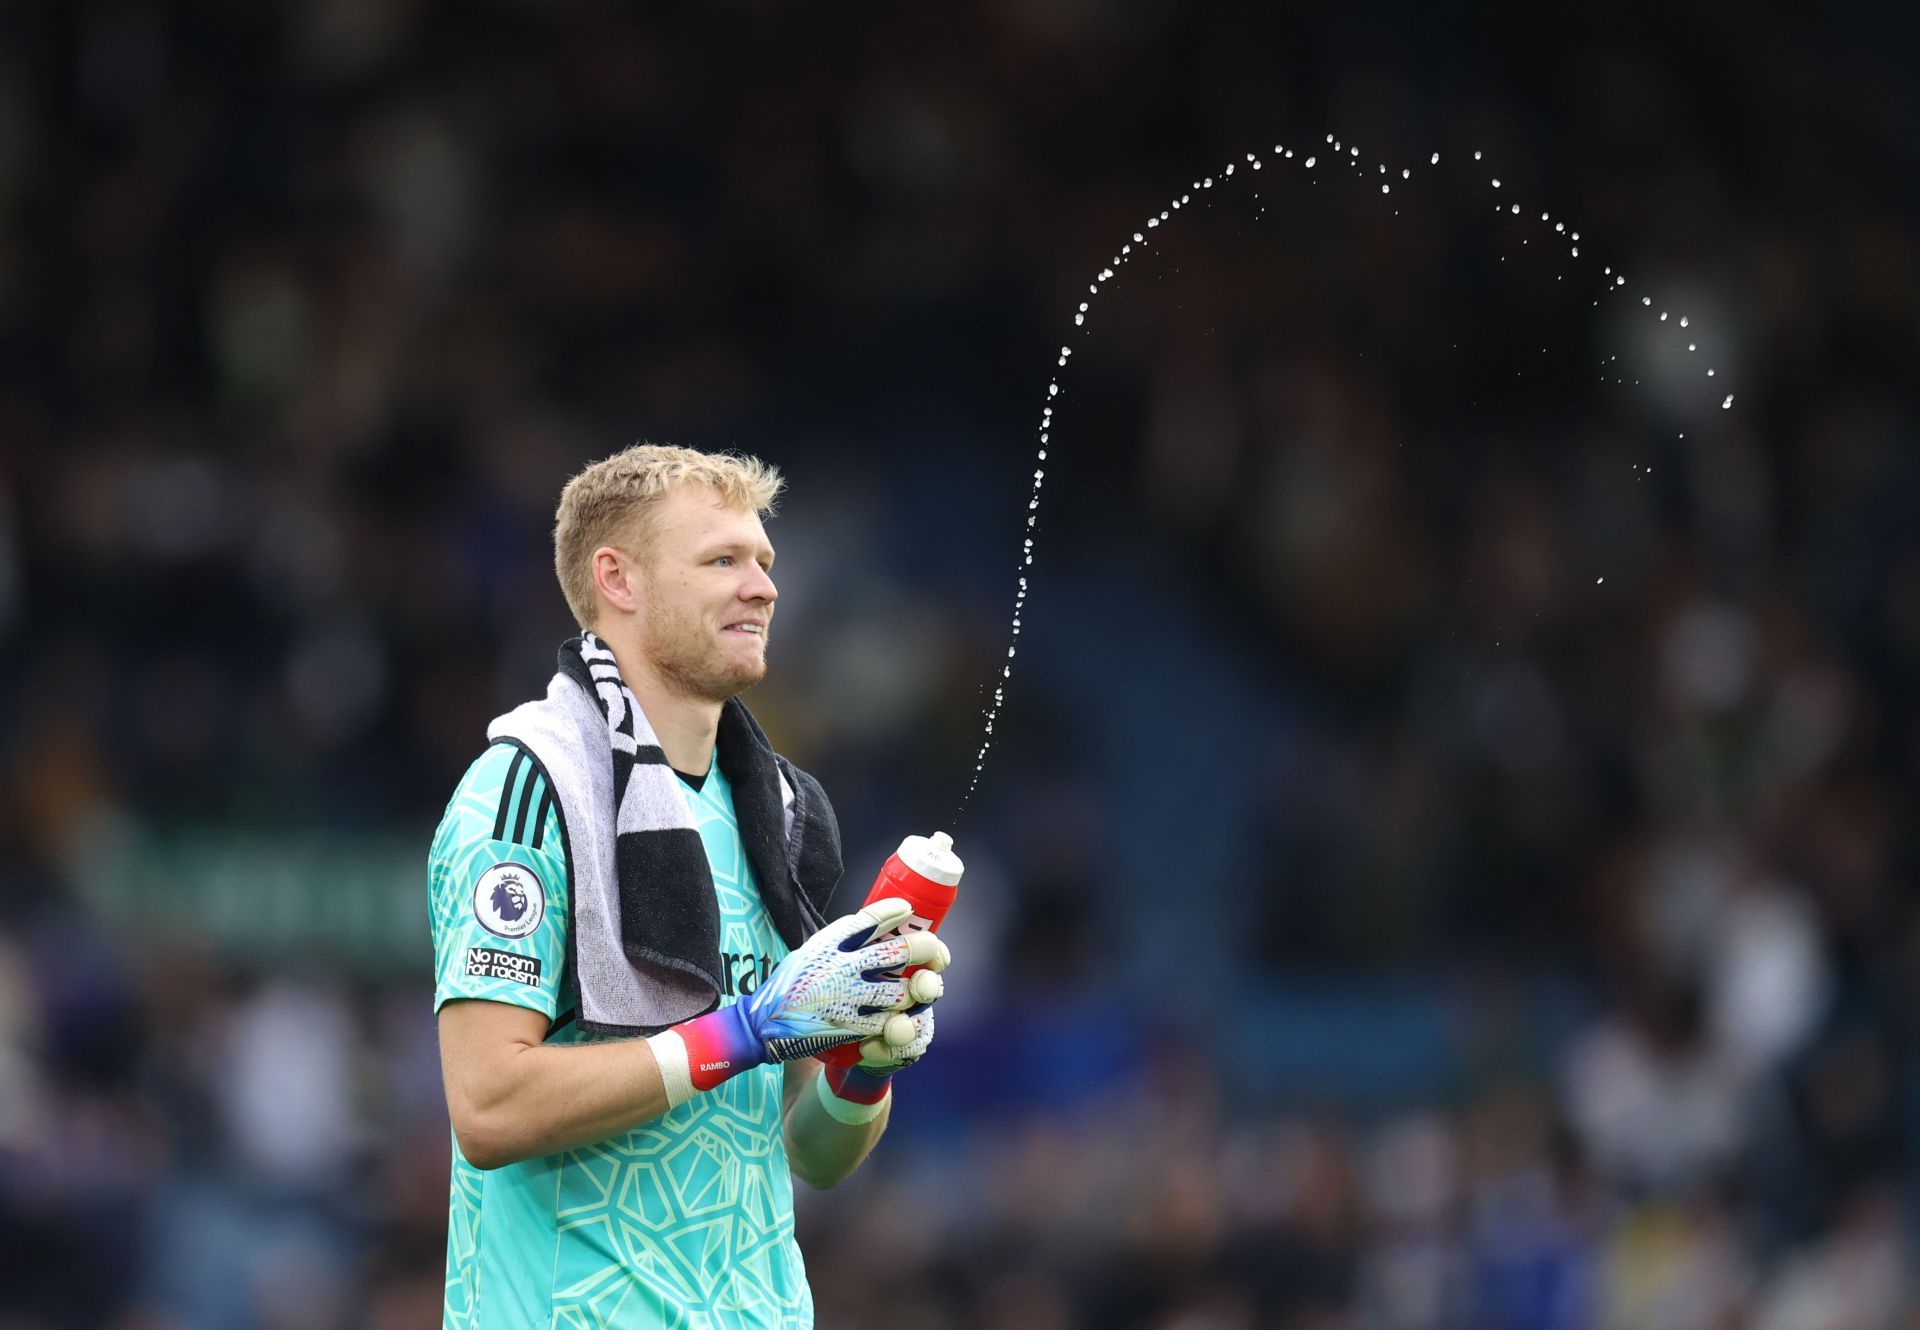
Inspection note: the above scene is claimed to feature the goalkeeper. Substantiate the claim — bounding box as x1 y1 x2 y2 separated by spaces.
431 444 949 1328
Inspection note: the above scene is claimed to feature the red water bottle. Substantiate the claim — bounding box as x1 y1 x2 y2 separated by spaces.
820 830 964 1068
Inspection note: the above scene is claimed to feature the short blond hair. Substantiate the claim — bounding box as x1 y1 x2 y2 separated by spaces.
553 443 784 629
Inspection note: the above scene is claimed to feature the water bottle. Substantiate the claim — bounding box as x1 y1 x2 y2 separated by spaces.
820 831 963 1068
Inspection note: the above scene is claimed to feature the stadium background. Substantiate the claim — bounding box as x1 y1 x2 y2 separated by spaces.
3 2 1918 1327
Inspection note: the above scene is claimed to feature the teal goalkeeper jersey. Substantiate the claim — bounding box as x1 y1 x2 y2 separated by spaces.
430 741 812 1329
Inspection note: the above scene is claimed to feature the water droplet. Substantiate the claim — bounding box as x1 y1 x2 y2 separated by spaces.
1132 233 1143 243
1596 577 1605 585
1382 184 1390 194
1473 150 1483 160
1305 156 1316 168
1660 312 1668 320
1049 383 1059 396
1430 152 1440 164
1722 395 1734 409
1707 368 1715 376
1402 168 1411 179
1615 276 1625 286
1687 343 1696 351
1492 178 1501 188
1074 314 1084 325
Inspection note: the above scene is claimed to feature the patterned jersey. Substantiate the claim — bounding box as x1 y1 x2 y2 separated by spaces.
430 741 812 1329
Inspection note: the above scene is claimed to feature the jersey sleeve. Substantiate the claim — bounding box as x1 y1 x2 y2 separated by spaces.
428 741 571 1019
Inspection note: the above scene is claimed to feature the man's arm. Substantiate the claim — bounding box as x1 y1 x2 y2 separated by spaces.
438 1000 679 1169
782 1058 890 1189
431 742 596 1168
438 901 941 1171
780 975 944 1188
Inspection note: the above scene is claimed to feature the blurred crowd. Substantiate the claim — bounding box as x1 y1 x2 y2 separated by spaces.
3 1 1918 1327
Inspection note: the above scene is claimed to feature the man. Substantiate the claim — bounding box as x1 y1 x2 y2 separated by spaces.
430 444 949 1327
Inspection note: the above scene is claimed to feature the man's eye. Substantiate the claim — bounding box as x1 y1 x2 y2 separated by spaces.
713 556 733 567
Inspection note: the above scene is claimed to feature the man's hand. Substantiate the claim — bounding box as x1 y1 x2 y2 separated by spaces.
659 898 949 1100
859 1004 938 1068
817 970 944 1114
745 897 949 1059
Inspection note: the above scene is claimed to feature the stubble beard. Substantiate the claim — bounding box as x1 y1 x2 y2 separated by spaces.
645 604 768 704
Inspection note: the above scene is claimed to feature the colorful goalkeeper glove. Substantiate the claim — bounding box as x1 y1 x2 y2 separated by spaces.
816 998 940 1122
648 898 948 1107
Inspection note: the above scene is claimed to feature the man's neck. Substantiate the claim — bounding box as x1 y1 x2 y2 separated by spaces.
604 643 721 777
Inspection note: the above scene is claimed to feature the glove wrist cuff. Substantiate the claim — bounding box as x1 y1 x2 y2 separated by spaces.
822 1059 895 1106
816 1064 891 1123
657 1004 766 1106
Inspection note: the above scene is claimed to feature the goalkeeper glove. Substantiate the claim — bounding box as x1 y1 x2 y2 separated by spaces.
816 1000 941 1121
647 898 948 1107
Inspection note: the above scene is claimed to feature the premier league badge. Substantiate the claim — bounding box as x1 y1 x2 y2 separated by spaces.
473 862 545 939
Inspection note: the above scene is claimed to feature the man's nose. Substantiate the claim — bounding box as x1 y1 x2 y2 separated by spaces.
742 565 778 604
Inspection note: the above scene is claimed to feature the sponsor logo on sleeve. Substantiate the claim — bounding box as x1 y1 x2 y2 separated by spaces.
464 947 543 987
472 862 545 939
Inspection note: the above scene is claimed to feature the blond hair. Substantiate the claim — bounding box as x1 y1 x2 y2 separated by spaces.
553 443 784 628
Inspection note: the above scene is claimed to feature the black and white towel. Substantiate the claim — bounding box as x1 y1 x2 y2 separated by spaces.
488 632 843 1036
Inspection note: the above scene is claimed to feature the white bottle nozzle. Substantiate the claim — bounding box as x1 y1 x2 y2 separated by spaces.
897 830 964 886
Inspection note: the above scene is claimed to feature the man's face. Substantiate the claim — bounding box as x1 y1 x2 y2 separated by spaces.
634 485 778 703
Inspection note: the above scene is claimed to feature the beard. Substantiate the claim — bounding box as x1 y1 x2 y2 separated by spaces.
642 598 768 704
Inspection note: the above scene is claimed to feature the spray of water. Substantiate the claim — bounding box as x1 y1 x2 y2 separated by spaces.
956 133 1733 812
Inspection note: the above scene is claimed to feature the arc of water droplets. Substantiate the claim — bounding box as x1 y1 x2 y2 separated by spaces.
958 133 1734 809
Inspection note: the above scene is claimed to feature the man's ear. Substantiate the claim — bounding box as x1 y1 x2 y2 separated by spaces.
592 547 639 619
